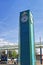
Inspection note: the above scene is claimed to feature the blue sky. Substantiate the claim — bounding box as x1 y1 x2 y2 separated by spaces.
0 0 43 43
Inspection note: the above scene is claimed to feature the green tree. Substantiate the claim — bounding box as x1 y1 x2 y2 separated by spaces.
12 50 18 58
8 51 12 58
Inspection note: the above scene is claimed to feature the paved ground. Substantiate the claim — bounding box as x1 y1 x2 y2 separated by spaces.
36 60 43 65
0 60 43 65
0 64 15 65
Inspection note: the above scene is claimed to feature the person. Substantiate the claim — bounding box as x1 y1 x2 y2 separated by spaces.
1 51 7 64
16 57 18 64
11 57 14 64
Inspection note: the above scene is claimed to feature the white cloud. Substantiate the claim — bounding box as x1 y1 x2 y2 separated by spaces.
0 38 18 47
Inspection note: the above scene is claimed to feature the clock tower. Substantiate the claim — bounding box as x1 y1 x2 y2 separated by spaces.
19 10 36 65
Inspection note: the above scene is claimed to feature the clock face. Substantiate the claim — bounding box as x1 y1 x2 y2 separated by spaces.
21 12 28 22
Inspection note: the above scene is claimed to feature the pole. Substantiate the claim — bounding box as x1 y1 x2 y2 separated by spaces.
40 37 42 64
